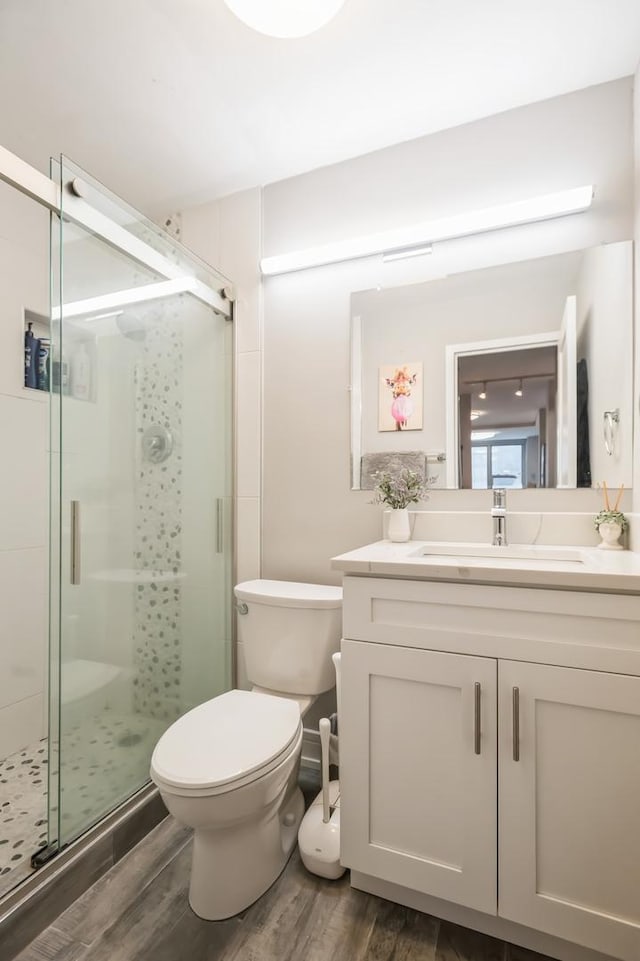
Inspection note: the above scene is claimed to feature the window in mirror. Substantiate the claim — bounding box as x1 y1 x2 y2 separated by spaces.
457 345 558 489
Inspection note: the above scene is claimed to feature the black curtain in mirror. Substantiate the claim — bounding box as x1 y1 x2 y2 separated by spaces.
576 358 591 488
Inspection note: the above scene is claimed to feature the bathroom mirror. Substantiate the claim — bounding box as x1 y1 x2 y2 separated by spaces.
350 241 633 490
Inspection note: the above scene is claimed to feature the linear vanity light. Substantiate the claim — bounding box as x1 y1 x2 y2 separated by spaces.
260 185 594 276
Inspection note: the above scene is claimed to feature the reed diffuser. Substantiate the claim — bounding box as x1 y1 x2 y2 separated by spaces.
594 482 627 550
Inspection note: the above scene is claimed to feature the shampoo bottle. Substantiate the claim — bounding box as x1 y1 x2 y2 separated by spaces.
71 342 91 400
37 338 50 391
24 322 38 388
51 342 69 394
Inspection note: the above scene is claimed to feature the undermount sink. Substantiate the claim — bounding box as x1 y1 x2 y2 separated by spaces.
411 543 586 565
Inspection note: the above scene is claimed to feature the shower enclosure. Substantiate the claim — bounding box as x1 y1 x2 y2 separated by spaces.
0 151 233 895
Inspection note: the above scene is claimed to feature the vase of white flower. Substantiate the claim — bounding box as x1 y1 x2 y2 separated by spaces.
388 508 411 543
372 469 430 543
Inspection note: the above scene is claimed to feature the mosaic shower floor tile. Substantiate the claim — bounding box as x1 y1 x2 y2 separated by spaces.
56 710 166 840
0 710 166 900
0 739 48 898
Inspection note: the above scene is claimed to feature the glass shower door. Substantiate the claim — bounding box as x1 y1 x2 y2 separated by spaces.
48 158 232 848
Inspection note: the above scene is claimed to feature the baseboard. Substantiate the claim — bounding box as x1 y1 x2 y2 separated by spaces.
301 726 321 771
351 871 618 961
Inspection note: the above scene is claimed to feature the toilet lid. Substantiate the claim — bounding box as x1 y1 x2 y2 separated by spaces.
234 579 342 609
150 690 301 791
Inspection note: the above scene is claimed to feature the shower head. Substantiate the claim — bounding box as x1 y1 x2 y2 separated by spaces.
116 311 148 342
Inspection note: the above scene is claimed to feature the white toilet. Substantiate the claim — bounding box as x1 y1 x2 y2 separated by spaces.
150 579 342 920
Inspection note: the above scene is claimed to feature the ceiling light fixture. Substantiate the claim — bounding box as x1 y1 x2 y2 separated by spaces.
223 0 346 38
515 379 523 397
478 382 487 400
260 185 594 276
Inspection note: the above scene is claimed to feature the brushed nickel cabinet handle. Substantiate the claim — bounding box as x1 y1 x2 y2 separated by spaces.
512 686 520 762
474 682 481 755
70 501 81 585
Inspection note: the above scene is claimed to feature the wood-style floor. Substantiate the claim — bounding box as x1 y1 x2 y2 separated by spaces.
14 816 553 961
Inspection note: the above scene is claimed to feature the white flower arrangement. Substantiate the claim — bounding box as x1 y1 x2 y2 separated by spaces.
371 469 431 510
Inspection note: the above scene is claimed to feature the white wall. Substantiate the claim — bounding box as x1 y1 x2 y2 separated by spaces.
261 79 635 584
575 241 633 491
0 182 49 759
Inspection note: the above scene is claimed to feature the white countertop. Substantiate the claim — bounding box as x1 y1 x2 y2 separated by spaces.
331 540 640 593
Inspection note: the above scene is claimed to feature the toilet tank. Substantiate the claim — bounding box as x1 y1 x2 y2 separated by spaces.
234 580 342 695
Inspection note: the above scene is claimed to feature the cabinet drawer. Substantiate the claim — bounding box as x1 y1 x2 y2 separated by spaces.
342 576 640 675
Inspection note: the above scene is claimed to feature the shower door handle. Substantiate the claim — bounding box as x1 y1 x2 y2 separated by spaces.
70 500 81 585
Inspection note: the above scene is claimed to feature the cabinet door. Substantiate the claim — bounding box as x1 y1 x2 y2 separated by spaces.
340 640 497 914
499 660 640 961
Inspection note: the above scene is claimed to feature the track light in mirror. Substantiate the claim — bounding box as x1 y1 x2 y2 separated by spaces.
223 0 347 37
478 382 487 400
515 379 523 397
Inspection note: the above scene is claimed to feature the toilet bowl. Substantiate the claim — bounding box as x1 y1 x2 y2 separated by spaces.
150 579 342 920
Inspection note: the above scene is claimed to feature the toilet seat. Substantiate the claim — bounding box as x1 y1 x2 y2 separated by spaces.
150 689 302 798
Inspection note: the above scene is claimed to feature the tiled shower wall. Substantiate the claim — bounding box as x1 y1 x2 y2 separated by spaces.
0 184 49 761
132 311 185 723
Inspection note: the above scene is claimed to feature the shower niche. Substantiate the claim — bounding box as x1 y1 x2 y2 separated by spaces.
23 308 97 402
23 308 50 393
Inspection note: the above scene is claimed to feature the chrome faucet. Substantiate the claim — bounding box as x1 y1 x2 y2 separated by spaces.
491 488 508 546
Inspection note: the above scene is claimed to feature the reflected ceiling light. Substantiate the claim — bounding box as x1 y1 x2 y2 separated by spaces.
52 278 198 320
515 379 523 397
223 0 347 38
472 430 497 440
470 410 483 421
478 382 487 400
260 185 594 276
83 310 124 323
382 243 433 263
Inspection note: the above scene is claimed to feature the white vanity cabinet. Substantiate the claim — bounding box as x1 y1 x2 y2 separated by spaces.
340 642 498 915
498 660 640 961
338 573 640 961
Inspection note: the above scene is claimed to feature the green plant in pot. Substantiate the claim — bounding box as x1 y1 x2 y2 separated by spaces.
594 509 627 551
372 468 430 543
595 482 627 550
